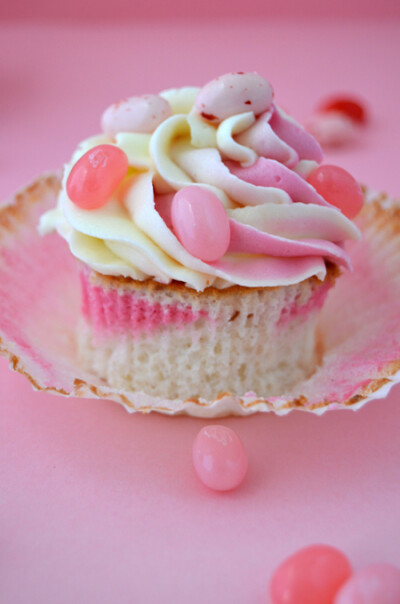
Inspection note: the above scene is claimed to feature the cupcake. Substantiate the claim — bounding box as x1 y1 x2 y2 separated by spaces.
37 72 362 402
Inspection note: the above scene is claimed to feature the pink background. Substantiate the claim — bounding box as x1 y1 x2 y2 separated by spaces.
1 15 400 604
1 0 400 20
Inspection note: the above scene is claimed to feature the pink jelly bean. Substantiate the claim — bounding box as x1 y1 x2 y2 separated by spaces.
195 72 273 123
270 544 352 604
334 564 400 604
66 144 129 210
192 425 248 491
171 186 230 262
307 165 364 219
101 94 172 136
317 95 367 124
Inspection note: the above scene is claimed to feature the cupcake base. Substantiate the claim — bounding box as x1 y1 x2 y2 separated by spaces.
1 175 400 416
78 268 335 400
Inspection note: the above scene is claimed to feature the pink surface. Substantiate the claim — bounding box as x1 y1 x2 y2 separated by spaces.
1 0 399 20
1 19 400 604
1 20 400 200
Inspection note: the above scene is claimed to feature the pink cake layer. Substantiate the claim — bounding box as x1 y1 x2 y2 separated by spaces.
80 271 210 335
80 268 334 337
277 278 332 326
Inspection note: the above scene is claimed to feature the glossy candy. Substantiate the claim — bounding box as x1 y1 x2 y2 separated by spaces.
334 564 400 604
307 165 364 219
269 544 352 604
101 94 172 136
317 95 367 124
195 72 273 123
171 186 230 262
192 425 248 491
66 145 129 210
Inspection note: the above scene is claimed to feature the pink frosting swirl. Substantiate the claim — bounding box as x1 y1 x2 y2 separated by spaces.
43 72 362 291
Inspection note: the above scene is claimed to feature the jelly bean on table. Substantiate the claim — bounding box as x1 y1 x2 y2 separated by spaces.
192 425 248 491
334 563 400 604
269 544 352 604
317 95 367 124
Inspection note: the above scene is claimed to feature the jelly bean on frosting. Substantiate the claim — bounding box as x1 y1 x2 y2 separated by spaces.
307 165 364 219
101 94 172 136
66 144 129 210
41 72 363 291
195 72 273 123
171 186 231 262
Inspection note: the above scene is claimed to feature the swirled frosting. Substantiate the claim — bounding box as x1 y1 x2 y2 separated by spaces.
40 72 361 291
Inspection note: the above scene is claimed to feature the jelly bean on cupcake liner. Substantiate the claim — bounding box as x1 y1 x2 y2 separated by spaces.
1 177 400 416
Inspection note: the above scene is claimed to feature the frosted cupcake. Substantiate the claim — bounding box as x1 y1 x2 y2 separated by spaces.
38 72 362 402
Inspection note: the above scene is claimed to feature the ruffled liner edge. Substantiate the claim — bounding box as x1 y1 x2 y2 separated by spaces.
1 174 400 417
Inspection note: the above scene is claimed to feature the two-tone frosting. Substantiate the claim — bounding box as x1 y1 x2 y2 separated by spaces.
40 72 362 291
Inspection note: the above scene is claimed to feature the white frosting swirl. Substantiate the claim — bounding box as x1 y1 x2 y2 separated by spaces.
40 79 361 291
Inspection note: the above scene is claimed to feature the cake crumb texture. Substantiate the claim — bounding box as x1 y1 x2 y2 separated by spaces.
78 270 332 399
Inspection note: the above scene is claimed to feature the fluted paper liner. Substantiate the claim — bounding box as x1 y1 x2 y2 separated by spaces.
1 175 399 417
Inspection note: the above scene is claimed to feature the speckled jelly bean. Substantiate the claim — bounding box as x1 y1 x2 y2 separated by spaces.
195 72 273 123
101 94 172 136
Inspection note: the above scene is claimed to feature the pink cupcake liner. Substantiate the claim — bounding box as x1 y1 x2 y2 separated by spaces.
1 174 400 417
80 268 210 336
